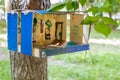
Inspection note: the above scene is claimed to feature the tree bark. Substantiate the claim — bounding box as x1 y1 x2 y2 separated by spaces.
8 0 51 80
10 52 47 80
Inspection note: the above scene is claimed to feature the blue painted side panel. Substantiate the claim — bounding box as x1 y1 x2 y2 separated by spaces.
21 12 33 56
41 44 89 57
7 13 18 52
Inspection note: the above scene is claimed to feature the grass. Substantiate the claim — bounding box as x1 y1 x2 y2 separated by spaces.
0 60 11 80
50 43 120 80
48 55 120 80
1 48 120 80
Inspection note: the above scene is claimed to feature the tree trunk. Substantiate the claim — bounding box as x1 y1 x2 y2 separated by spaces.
7 0 51 80
10 52 47 80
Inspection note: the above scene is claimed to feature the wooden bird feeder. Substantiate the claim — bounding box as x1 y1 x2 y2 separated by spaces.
7 10 89 58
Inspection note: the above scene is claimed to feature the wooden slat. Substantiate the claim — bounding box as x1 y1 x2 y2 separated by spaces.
7 13 18 52
21 12 33 56
70 14 83 44
55 14 67 40
44 14 55 44
40 44 89 56
33 13 45 46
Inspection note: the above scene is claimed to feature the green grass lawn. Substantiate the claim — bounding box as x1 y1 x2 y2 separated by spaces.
0 60 11 80
48 55 120 80
50 43 120 80
1 43 120 80
1 52 120 80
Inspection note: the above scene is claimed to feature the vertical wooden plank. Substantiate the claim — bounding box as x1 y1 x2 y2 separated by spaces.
70 14 83 44
55 14 67 41
21 12 33 56
33 13 45 46
18 13 21 44
44 14 55 45
7 13 18 52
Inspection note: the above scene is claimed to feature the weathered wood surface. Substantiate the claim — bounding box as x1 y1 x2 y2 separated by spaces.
55 14 67 41
70 14 83 44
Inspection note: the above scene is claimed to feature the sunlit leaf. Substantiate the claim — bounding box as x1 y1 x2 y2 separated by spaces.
81 16 100 25
79 0 87 6
66 1 73 11
102 17 118 26
95 22 112 37
71 1 79 11
86 7 100 15
48 3 66 11
100 6 112 12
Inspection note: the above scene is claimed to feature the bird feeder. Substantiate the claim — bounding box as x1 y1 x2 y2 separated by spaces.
7 10 89 58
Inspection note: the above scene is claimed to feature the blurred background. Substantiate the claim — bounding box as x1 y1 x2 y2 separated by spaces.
0 0 120 80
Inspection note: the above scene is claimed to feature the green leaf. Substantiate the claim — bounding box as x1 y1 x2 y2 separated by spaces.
48 3 66 11
81 16 100 25
71 1 79 11
79 0 87 6
66 1 73 11
100 7 112 12
102 17 118 26
86 7 99 15
95 22 112 37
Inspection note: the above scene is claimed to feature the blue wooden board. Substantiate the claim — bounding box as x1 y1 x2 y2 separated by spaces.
66 44 89 53
40 44 89 57
34 10 49 14
7 13 18 52
21 12 33 56
40 48 66 56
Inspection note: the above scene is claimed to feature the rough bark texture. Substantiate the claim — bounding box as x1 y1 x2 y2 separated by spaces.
10 0 51 10
27 0 51 10
10 52 47 80
8 0 51 80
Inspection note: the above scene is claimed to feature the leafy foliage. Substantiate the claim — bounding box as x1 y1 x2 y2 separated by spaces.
0 0 4 10
82 0 119 37
48 0 119 37
48 3 66 11
81 16 100 25
0 0 4 5
102 0 120 12
71 1 79 11
66 1 73 11
102 17 118 26
48 0 88 11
